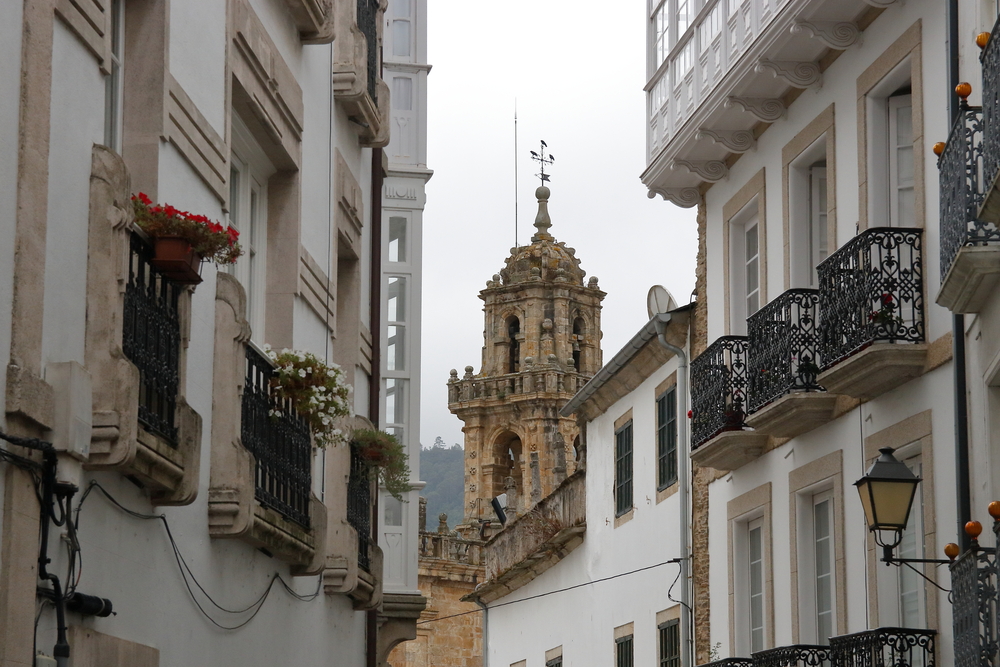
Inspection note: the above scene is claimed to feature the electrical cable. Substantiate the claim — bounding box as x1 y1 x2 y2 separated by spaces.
75 480 322 630
667 558 693 614
417 558 681 625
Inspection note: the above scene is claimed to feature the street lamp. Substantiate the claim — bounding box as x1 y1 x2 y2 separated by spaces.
854 447 927 564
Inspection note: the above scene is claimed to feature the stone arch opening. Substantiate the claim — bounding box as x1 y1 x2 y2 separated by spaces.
492 430 523 504
572 317 585 372
507 316 521 374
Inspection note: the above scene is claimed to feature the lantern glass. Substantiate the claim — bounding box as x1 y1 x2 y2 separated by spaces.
860 479 919 531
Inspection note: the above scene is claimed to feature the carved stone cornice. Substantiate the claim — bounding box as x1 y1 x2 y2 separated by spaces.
791 20 861 50
755 59 822 88
672 159 729 182
697 128 756 153
725 96 786 122
647 187 701 208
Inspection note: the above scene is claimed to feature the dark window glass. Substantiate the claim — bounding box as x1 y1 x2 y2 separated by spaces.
546 658 563 667
616 635 634 667
615 421 633 517
659 620 680 667
657 388 678 490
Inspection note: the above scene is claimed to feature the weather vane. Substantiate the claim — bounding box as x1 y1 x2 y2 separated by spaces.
530 140 555 185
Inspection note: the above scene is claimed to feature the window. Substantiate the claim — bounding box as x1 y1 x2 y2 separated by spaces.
384 496 403 526
812 492 835 644
385 378 406 445
616 635 634 667
229 115 275 341
659 620 680 667
809 165 828 272
392 76 413 111
657 387 678 490
888 93 914 227
653 2 669 68
546 658 563 667
507 317 520 373
729 201 761 333
388 216 407 262
743 518 766 653
676 0 690 37
699 3 721 54
897 454 924 627
615 420 633 517
390 0 411 58
789 135 828 288
387 276 407 371
104 0 124 152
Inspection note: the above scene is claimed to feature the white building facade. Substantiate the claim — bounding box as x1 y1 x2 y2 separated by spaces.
0 0 426 665
471 309 693 667
643 1 985 667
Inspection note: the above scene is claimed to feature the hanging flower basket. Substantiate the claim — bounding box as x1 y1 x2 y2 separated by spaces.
151 236 203 284
265 346 352 448
131 192 241 285
350 429 412 502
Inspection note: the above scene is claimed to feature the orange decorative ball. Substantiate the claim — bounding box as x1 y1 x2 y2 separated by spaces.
989 501 1000 518
957 82 973 100
933 142 947 156
945 543 961 559
978 32 991 50
967 520 984 538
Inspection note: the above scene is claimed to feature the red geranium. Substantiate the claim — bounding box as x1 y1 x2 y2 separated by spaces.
131 193 242 265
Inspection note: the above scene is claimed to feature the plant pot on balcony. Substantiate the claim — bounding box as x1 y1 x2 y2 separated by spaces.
150 236 203 284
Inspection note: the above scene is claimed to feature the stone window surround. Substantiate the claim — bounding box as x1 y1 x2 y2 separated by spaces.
863 409 937 630
728 482 774 654
787 450 847 643
545 645 564 663
656 372 679 504
856 21 925 232
84 145 202 506
781 105 837 291
614 409 635 528
723 169 767 335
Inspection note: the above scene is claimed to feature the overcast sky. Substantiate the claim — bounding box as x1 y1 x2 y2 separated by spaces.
419 0 699 449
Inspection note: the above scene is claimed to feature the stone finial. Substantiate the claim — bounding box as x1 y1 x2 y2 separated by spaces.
529 266 541 280
524 356 534 367
419 497 427 532
449 368 458 379
438 513 449 533
464 365 474 379
588 276 599 288
548 354 559 365
541 318 553 334
532 186 553 241
493 274 501 283
554 268 567 282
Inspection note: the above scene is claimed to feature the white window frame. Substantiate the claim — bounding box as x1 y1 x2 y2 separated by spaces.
748 517 765 654
729 199 760 334
734 513 767 655
865 60 913 229
887 94 915 228
798 489 836 644
788 137 828 288
385 274 408 373
104 0 125 152
388 0 412 60
229 115 275 342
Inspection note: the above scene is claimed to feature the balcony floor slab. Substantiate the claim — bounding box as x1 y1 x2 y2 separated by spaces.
818 343 928 402
746 392 839 439
690 431 769 472
937 245 1000 313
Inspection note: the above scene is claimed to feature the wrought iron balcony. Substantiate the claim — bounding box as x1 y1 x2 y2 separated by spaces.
979 15 1000 223
939 102 997 280
817 228 924 369
357 0 378 101
754 644 829 667
698 659 754 667
830 628 935 667
691 336 749 449
123 232 181 445
747 289 822 413
348 447 374 572
242 345 312 528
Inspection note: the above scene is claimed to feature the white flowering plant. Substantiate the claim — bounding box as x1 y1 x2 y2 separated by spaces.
265 346 352 447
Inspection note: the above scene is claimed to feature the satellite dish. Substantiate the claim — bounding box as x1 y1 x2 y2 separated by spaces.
647 285 678 319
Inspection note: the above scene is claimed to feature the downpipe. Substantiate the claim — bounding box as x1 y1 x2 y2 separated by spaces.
654 313 692 667
476 600 489 667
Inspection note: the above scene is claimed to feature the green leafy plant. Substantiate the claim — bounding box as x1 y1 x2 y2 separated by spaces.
132 192 242 265
351 429 412 501
266 346 352 447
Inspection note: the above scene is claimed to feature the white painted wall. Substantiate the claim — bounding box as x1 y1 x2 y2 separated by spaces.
489 352 687 667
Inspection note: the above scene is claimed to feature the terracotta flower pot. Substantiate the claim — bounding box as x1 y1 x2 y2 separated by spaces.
150 236 203 284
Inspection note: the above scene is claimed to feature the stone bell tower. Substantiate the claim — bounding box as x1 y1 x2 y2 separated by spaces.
447 185 605 527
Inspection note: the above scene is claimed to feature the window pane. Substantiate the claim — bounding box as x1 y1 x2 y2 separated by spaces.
676 0 690 35
387 324 405 371
749 524 764 653
387 276 407 322
389 216 407 262
392 0 410 18
392 77 413 111
392 20 411 57
814 497 834 644
615 423 633 516
384 496 403 525
385 378 406 426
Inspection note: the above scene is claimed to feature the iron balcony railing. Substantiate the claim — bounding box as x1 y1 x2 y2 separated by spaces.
817 227 924 369
939 102 999 281
348 447 374 572
697 660 754 667
123 232 181 445
242 345 312 528
950 519 1000 667
357 0 378 101
980 14 1000 219
830 628 935 667
691 336 749 449
754 644 829 667
747 288 823 413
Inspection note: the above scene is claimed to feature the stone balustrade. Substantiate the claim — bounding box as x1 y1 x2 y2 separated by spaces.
447 368 588 406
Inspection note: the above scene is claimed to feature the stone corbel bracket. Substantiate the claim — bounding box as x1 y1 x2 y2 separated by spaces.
377 593 429 666
755 59 822 88
282 0 336 43
791 20 861 50
726 96 786 122
671 159 729 183
697 128 756 153
647 187 701 208
332 0 389 146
